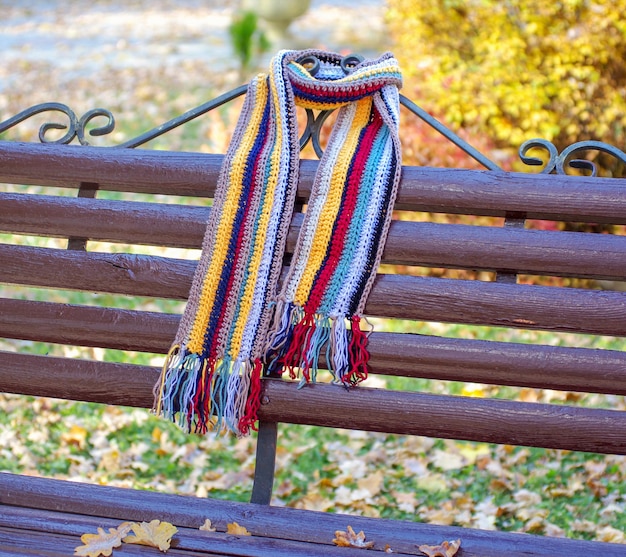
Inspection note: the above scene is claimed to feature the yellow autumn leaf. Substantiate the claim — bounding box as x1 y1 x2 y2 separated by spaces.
62 424 88 449
74 523 133 557
333 525 375 549
199 519 217 532
357 470 385 497
123 520 178 551
226 522 251 536
418 538 461 557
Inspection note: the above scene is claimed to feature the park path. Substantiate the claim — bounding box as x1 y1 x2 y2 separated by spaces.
1 0 388 95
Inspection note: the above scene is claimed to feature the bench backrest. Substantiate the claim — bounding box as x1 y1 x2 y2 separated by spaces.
1 127 625 503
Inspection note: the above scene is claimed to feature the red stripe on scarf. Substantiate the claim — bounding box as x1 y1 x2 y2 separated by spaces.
304 108 384 314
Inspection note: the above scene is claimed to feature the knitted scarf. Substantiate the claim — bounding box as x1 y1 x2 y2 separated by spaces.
154 50 402 436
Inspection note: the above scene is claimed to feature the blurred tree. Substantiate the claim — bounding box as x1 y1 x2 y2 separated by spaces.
387 0 626 172
229 11 270 79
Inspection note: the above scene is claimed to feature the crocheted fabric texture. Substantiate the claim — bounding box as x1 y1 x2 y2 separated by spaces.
154 49 402 436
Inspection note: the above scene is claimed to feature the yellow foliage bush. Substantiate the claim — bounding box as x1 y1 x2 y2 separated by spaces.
387 0 626 156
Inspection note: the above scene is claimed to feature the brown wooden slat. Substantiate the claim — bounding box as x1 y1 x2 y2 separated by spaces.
0 527 210 557
259 380 626 454
1 141 625 223
2 246 625 335
0 507 379 557
368 333 626 395
3 337 626 403
0 352 159 407
0 141 222 198
0 298 177 352
1 351 624 454
0 191 207 249
2 298 626 395
2 192 625 279
0 243 195 300
0 528 72 557
2 474 624 557
397 165 626 224
370 274 626 336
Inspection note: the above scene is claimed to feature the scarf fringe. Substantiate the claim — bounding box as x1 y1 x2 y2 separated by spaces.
155 308 371 437
264 303 371 388
156 347 263 437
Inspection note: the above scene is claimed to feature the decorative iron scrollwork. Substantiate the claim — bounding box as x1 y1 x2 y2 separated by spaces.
0 102 115 146
1 55 625 178
519 139 626 176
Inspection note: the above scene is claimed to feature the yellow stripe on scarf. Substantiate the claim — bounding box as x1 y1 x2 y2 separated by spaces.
293 97 372 306
188 78 270 354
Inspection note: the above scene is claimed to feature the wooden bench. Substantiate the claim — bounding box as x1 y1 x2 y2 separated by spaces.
1 97 626 556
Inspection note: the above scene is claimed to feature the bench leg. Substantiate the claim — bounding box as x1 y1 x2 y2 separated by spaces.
250 420 278 505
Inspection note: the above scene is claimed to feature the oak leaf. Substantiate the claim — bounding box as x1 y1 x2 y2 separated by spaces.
226 522 251 536
123 520 178 551
333 525 375 549
74 523 133 557
418 538 461 557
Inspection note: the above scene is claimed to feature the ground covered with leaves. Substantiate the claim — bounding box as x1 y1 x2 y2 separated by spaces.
1 390 625 544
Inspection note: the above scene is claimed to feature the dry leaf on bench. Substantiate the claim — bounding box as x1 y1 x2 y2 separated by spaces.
227 522 251 536
123 520 178 551
333 525 375 549
199 519 217 532
74 523 133 557
418 538 461 557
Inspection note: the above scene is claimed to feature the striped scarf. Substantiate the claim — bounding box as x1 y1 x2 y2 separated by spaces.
154 50 402 436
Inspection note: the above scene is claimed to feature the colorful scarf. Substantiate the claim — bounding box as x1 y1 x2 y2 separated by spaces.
154 50 402 436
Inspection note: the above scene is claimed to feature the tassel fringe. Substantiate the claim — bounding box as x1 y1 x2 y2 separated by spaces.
156 350 262 437
264 304 371 388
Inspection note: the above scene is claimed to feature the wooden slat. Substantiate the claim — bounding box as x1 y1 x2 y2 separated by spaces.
1 141 625 223
1 352 624 454
0 191 207 249
0 507 376 557
369 274 626 336
2 245 624 335
2 344 626 403
2 474 625 557
2 192 625 279
2 299 626 394
259 380 626 454
0 527 211 557
0 528 75 557
0 298 176 352
2 340 626 400
0 243 195 300
0 352 159 407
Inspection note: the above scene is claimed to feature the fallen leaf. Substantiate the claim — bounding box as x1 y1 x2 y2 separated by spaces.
418 538 461 557
333 525 375 549
393 490 418 513
596 526 626 544
226 522 251 536
123 520 178 551
200 519 216 532
357 470 385 497
432 450 465 471
74 523 133 557
63 425 89 449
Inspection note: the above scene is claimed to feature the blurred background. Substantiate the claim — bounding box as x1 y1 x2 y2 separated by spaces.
2 0 624 174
